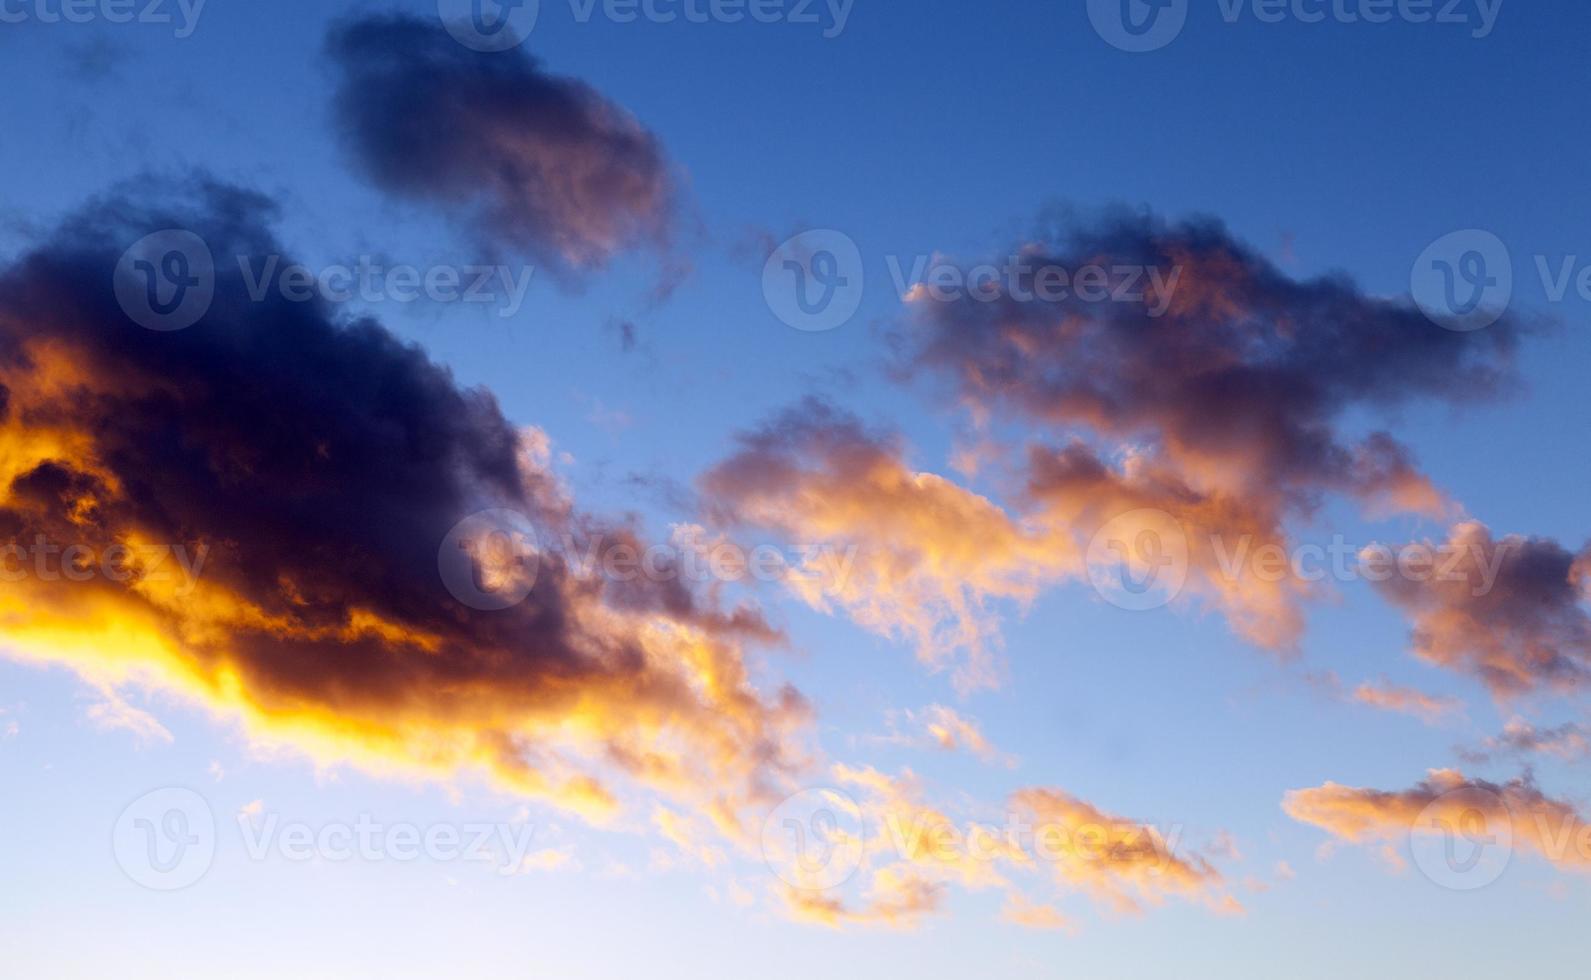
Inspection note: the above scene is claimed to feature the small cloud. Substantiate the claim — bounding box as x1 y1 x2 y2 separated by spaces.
728 881 756 907
1351 679 1464 726
1000 895 1075 933
868 705 1015 767
1461 718 1591 764
513 847 579 874
84 688 172 745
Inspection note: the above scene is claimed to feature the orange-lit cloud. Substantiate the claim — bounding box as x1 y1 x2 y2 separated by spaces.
0 180 806 836
701 401 1067 690
1350 680 1463 725
1000 895 1075 932
1010 788 1233 916
868 704 1010 765
1461 718 1591 764
700 400 1341 689
1284 769 1591 871
769 764 1238 931
1370 522 1591 698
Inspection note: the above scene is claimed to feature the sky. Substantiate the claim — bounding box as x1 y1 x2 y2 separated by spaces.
2 0 1590 976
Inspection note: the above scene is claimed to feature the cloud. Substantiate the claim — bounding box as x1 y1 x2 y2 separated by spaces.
779 865 946 930
1010 787 1231 916
701 400 1064 690
512 847 580 874
1349 680 1464 725
1000 895 1075 932
1461 718 1591 764
1022 440 1316 652
1370 522 1591 697
897 208 1517 518
867 705 1011 765
327 14 677 277
0 177 805 829
84 686 174 744
699 397 1333 682
776 765 1237 930
886 208 1525 651
1285 769 1591 872
917 705 1004 762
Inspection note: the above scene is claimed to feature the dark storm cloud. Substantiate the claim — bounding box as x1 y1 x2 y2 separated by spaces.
1372 523 1591 698
327 14 677 277
0 176 803 820
895 208 1523 517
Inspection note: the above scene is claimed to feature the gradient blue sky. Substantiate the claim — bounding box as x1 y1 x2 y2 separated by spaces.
3 1 1590 976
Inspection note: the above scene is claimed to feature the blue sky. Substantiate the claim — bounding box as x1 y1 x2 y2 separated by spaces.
2 1 1590 976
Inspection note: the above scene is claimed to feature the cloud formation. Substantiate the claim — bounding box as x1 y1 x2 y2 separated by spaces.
701 400 1064 690
886 209 1526 651
1371 522 1591 697
774 765 1237 930
702 399 1321 681
0 177 801 827
1461 718 1591 764
327 14 677 276
1010 788 1232 916
1285 769 1591 872
898 209 1517 518
1350 679 1464 725
712 214 1529 674
1308 671 1464 726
